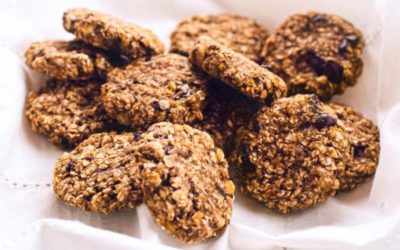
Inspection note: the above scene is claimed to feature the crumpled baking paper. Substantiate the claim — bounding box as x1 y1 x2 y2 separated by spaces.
1 0 400 249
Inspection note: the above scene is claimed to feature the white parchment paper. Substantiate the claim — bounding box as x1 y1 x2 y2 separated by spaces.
1 0 400 249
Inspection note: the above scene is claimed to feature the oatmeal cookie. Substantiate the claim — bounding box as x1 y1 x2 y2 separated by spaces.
189 36 287 103
63 8 164 59
53 132 143 213
25 40 113 80
138 122 234 243
231 95 351 213
193 81 259 151
25 80 113 149
170 14 269 62
102 54 208 128
261 12 364 101
330 103 380 191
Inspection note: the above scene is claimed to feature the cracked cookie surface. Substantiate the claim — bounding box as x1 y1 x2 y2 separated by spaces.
261 12 364 101
102 54 208 128
170 14 269 62
189 36 287 103
25 80 113 149
330 103 380 191
25 40 113 80
231 95 351 213
63 8 164 59
138 122 234 243
53 132 143 213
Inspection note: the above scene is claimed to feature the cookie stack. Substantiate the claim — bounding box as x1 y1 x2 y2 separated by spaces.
24 8 380 244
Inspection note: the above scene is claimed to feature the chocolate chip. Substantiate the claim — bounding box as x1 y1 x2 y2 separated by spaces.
84 195 92 201
324 60 344 83
353 145 367 158
338 39 348 55
314 114 337 129
346 34 360 47
66 162 75 172
305 50 325 75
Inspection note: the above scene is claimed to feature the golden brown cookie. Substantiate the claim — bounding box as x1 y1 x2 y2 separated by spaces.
231 95 351 213
25 40 112 80
330 103 380 191
63 8 164 59
261 12 364 101
189 36 287 103
102 54 208 128
53 132 143 213
138 122 234 243
25 80 113 149
170 14 269 62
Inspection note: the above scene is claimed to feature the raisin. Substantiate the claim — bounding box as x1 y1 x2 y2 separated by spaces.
313 15 327 25
305 50 325 75
353 145 367 158
151 101 161 111
66 162 75 172
338 39 348 55
109 193 117 201
314 114 337 129
346 34 360 47
324 60 344 84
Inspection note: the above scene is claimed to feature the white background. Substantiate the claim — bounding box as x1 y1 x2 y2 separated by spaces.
1 0 400 249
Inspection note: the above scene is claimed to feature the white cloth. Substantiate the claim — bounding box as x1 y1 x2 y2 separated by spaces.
1 0 400 249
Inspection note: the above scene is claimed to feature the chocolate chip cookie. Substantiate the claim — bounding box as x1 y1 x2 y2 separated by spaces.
102 54 208 128
189 36 287 103
25 80 113 149
170 14 269 62
138 122 234 243
231 94 351 213
63 8 164 59
330 103 380 191
261 12 364 101
53 132 143 213
25 40 113 80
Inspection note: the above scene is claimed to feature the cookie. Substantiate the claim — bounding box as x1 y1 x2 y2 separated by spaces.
63 8 164 59
192 81 259 151
170 14 269 62
25 40 113 80
102 54 208 128
231 95 351 213
189 36 287 103
138 122 234 243
261 12 364 101
53 132 143 213
330 103 380 190
25 80 113 149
